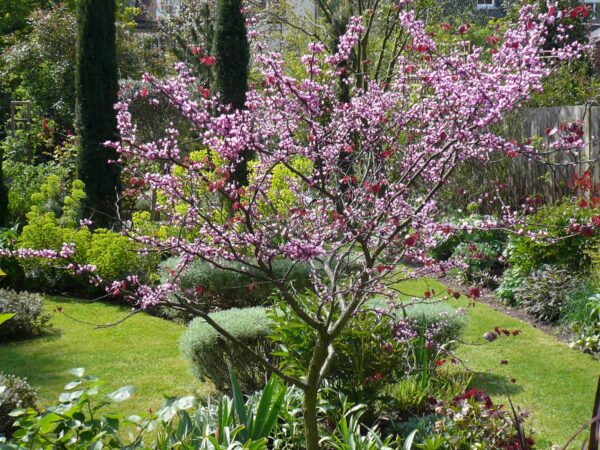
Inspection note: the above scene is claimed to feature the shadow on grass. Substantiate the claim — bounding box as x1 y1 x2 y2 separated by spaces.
0 347 73 389
469 371 524 397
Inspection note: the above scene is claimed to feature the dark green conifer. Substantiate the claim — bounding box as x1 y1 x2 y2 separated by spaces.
212 0 249 186
75 0 121 228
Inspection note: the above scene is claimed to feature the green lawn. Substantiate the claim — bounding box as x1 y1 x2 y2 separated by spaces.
0 296 211 415
397 277 600 449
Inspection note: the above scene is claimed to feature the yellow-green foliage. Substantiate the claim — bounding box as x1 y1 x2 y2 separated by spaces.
88 229 158 282
19 176 159 289
26 175 85 229
21 175 91 268
251 157 313 215
166 148 230 225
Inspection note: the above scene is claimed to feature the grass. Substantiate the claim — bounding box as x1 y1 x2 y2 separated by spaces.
0 296 211 415
397 277 600 449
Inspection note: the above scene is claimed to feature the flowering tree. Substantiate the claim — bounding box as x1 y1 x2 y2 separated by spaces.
14 3 585 448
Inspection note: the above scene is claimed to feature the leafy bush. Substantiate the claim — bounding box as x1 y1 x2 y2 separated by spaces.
0 289 49 340
322 398 402 449
413 388 534 450
4 368 292 450
17 174 90 292
0 122 53 167
565 289 600 354
270 299 466 413
180 307 276 393
2 368 196 449
0 372 38 437
16 175 157 293
2 161 68 226
515 265 581 323
494 267 527 306
18 213 92 292
87 229 159 283
430 216 507 287
387 370 473 421
160 257 311 315
508 201 600 275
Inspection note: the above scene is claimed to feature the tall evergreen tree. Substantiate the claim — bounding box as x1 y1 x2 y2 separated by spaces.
75 0 121 228
212 0 249 186
0 152 8 227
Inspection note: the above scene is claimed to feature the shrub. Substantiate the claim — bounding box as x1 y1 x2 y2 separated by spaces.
16 174 91 292
515 265 581 323
0 372 38 437
565 289 600 354
430 216 507 288
3 161 68 226
3 368 197 448
18 216 92 292
270 299 466 413
16 175 157 293
4 368 292 450
494 267 527 306
0 289 50 340
387 370 473 421
160 258 311 315
180 307 275 393
87 229 159 283
508 201 600 275
416 388 534 449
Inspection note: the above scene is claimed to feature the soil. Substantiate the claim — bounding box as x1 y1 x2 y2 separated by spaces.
434 273 576 345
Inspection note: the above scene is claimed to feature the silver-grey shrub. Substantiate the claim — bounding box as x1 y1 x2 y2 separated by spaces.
0 372 38 437
0 289 50 340
180 307 275 393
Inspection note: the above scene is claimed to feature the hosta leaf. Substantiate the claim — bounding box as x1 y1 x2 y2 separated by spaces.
106 385 136 402
0 314 14 327
69 368 85 378
64 381 82 390
176 396 195 410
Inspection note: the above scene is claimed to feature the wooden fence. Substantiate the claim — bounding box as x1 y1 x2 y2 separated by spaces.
500 104 600 204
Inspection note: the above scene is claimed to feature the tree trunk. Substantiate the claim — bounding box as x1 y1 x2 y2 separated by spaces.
303 334 330 450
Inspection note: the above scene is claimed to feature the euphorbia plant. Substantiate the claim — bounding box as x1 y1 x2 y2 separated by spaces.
13 2 589 448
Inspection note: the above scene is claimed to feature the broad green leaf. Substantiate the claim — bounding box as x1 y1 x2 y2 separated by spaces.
176 396 195 410
404 429 418 450
106 385 136 402
64 381 82 390
8 408 27 417
69 368 85 378
228 366 248 441
0 313 14 327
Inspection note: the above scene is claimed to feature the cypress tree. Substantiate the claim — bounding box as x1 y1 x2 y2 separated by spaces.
212 0 249 186
0 153 8 227
75 0 121 228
